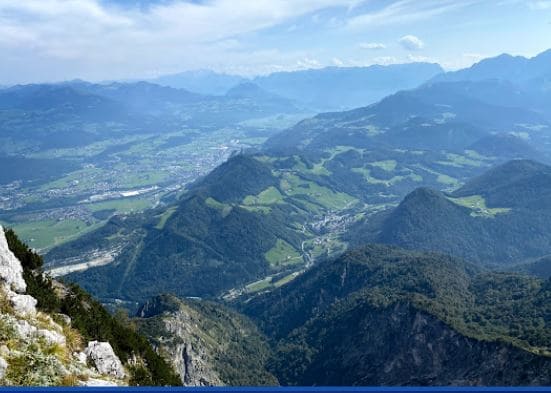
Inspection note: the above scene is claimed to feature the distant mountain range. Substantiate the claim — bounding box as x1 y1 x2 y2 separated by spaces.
150 69 247 95
432 49 551 86
265 79 551 155
149 49 551 114
252 63 444 111
0 80 301 149
151 63 444 111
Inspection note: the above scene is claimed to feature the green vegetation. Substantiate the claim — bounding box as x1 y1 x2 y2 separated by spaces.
265 239 302 268
241 244 551 386
204 197 233 217
60 167 306 300
437 174 460 186
246 277 274 293
4 229 181 386
281 173 356 210
243 186 284 206
447 194 511 217
273 272 300 287
352 167 421 186
2 219 103 252
117 171 168 189
87 197 153 213
154 207 177 230
292 156 331 176
137 295 277 386
350 162 551 265
438 153 485 168
37 167 101 192
370 160 397 171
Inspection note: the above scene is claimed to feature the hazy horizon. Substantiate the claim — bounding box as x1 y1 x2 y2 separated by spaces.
1 0 550 85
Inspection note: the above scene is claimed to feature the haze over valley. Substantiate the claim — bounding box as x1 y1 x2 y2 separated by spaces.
1 0 551 387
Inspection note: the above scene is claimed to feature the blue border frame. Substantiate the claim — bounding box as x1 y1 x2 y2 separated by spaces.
1 388 551 392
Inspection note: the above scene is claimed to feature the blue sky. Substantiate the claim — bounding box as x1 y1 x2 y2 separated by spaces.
0 0 550 84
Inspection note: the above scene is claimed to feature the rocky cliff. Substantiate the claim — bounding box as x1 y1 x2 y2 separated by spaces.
0 226 126 386
273 302 551 386
136 294 277 386
242 244 551 386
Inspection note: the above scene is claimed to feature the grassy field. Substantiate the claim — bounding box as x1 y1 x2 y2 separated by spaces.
292 156 332 176
155 206 177 230
243 186 284 206
37 167 102 192
245 277 273 293
205 197 233 217
438 153 486 168
352 167 422 186
1 218 103 251
244 270 302 294
412 164 461 188
281 174 357 211
370 160 397 171
117 171 168 188
447 194 511 218
273 272 300 287
86 196 154 213
265 239 302 268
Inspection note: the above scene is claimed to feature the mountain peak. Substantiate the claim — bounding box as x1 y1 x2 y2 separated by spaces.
399 187 448 207
225 82 274 99
431 50 550 84
191 154 278 203
453 159 551 204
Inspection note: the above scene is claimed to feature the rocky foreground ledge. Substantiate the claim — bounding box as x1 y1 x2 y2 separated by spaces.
0 226 126 386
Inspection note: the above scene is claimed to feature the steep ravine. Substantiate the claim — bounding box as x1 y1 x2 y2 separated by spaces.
136 294 277 386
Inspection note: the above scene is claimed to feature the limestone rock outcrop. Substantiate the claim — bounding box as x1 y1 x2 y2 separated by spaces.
84 341 125 379
0 227 126 386
0 228 36 316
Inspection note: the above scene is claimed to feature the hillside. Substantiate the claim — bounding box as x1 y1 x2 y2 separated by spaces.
451 159 551 208
46 144 499 302
136 294 276 386
46 155 308 300
430 50 551 122
350 160 551 265
264 79 550 155
512 255 551 279
0 227 180 386
240 245 551 386
467 133 543 161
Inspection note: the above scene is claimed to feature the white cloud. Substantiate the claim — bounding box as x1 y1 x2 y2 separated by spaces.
399 35 424 50
407 54 432 62
0 0 359 83
296 57 323 69
332 57 345 66
373 56 398 65
463 53 486 62
347 0 473 29
359 42 386 50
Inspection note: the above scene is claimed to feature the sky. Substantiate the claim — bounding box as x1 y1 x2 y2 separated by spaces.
0 0 550 84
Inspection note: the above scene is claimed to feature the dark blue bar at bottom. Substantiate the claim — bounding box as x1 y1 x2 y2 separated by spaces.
1 387 551 393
